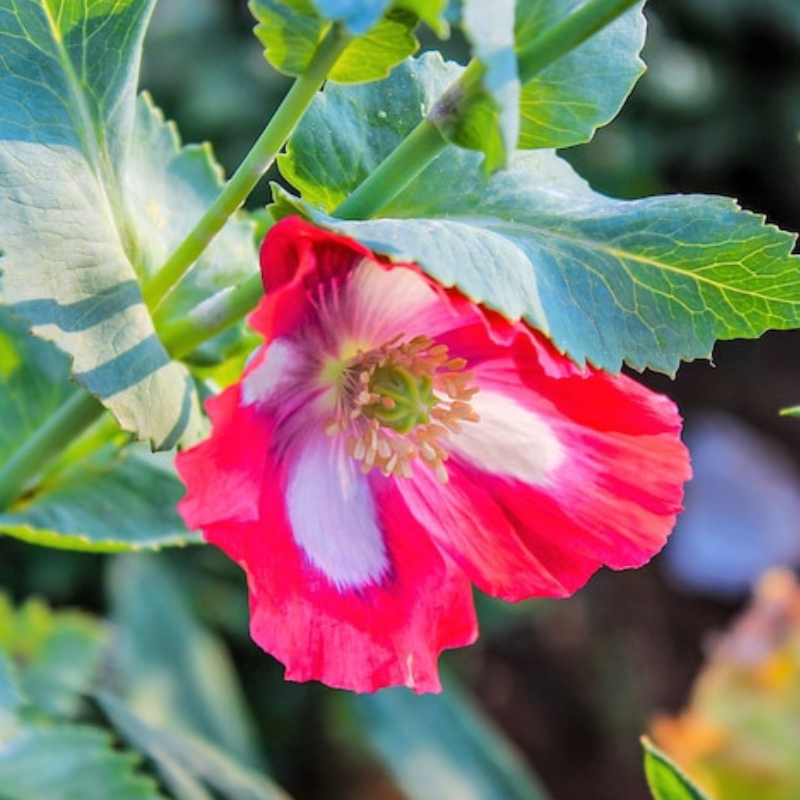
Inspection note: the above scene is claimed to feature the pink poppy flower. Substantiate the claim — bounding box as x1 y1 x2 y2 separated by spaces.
176 216 690 693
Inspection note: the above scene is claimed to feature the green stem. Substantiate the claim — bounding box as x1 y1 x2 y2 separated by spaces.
516 0 641 82
333 120 448 220
157 0 641 354
143 24 351 311
0 391 104 510
160 274 265 359
333 0 640 221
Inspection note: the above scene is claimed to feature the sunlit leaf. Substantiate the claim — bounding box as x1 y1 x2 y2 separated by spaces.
515 0 645 149
642 738 712 800
251 0 419 83
278 54 800 373
0 2 256 448
303 0 448 35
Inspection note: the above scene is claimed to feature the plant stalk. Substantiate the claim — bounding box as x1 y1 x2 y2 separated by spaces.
333 120 448 220
0 391 104 510
143 24 351 311
158 0 643 355
332 0 641 221
516 0 642 82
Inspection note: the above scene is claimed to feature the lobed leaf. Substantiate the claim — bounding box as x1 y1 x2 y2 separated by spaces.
278 55 800 373
251 0 445 83
0 306 199 550
0 723 166 800
99 693 294 800
351 677 553 800
0 1 257 449
642 737 713 800
515 0 646 149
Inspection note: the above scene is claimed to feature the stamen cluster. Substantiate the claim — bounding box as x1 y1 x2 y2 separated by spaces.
325 335 479 482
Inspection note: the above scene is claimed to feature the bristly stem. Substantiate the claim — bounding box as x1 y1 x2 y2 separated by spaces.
516 0 641 82
0 391 104 511
156 0 642 356
332 120 448 220
331 0 640 221
142 24 351 311
160 274 265 359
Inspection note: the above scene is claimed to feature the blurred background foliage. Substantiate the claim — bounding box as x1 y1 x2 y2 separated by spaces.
2 1 800 799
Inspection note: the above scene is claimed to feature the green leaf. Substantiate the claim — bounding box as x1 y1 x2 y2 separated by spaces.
0 595 105 720
278 55 800 373
0 649 21 743
131 94 258 368
280 53 463 210
0 305 200 550
251 0 419 83
642 737 713 800
0 305 80 480
432 1 519 171
99 693 294 800
0 2 256 449
307 0 402 35
108 554 263 770
515 0 645 149
350 677 553 800
0 449 200 552
302 0 448 36
0 723 166 800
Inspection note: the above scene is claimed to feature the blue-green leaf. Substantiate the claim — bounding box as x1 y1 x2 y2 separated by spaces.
108 554 262 769
99 693 293 800
0 448 200 552
278 54 800 373
0 305 199 550
0 595 106 721
0 723 166 800
642 737 713 800
350 677 553 800
0 649 20 743
0 2 257 449
515 0 646 149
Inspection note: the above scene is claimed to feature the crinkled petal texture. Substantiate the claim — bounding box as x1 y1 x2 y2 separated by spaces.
177 216 691 693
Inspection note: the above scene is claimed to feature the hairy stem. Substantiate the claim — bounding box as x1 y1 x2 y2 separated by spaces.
143 24 351 310
517 0 641 82
157 0 642 355
331 0 640 221
0 391 104 510
333 120 448 220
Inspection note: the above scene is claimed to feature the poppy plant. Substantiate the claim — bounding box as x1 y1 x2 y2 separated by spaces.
176 216 690 693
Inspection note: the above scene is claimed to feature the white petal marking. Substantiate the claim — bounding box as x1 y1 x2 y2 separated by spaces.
241 339 296 406
346 260 440 342
448 391 564 485
287 437 390 590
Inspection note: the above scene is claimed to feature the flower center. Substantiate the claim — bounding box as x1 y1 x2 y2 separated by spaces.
324 335 479 482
